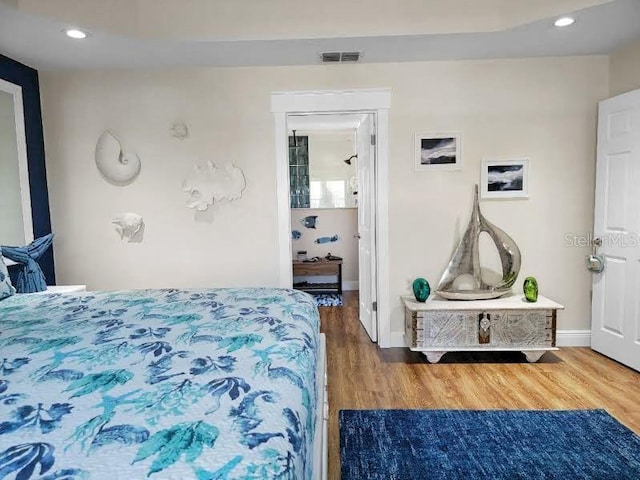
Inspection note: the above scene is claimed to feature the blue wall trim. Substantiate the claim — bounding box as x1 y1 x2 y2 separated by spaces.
0 54 55 284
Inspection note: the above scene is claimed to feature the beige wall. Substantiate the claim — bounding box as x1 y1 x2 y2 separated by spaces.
610 39 640 97
291 208 359 288
40 55 609 335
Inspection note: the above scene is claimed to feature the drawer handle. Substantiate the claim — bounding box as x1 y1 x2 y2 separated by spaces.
479 315 491 332
478 313 491 344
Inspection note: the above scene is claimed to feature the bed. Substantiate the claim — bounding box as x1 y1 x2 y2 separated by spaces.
0 287 327 480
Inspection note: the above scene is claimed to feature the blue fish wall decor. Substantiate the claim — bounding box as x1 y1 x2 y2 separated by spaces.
300 216 318 229
315 235 339 244
292 230 302 240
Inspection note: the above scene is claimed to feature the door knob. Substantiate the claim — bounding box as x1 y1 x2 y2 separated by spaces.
354 234 361 239
586 255 605 273
586 237 605 273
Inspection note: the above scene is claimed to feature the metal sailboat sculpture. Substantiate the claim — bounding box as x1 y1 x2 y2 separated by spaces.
436 185 521 300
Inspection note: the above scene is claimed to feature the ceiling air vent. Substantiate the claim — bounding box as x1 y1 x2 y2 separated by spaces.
321 52 341 63
320 51 361 64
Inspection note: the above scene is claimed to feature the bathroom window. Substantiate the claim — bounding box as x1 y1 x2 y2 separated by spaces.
289 135 310 208
310 180 347 208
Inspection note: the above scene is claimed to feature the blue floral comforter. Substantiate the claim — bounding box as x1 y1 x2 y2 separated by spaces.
0 288 320 480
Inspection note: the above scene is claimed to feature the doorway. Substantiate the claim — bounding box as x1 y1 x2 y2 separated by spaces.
271 89 391 346
287 114 377 340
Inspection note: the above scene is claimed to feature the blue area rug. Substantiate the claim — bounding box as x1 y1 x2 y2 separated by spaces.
313 293 343 307
340 409 640 479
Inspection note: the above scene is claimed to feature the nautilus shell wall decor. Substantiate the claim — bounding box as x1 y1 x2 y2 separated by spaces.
182 161 246 212
436 185 521 300
95 130 141 185
112 212 144 242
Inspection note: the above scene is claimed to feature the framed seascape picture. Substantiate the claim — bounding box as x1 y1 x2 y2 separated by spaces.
481 158 529 199
414 133 462 171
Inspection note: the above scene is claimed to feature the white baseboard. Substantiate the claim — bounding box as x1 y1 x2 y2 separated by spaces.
389 331 407 348
342 281 359 291
556 329 591 347
387 330 591 349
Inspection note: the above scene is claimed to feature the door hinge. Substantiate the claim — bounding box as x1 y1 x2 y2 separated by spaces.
370 134 376 146
372 301 377 312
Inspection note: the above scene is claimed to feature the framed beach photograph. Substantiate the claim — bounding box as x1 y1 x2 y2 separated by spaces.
414 132 462 171
481 158 529 199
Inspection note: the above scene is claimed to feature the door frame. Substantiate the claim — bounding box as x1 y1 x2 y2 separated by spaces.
271 89 392 347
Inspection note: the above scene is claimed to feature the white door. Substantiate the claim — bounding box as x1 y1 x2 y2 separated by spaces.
592 89 640 372
356 114 377 341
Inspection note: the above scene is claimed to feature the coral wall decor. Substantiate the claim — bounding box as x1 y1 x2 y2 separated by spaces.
182 161 246 212
112 212 144 242
170 122 189 140
95 130 141 185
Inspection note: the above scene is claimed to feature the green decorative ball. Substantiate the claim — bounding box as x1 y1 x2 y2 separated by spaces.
412 278 431 302
523 276 538 302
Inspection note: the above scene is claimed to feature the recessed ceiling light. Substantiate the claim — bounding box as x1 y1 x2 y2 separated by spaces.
65 28 88 39
554 17 575 27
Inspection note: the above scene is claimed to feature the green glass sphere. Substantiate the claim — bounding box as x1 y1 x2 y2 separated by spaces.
523 276 538 302
412 278 431 302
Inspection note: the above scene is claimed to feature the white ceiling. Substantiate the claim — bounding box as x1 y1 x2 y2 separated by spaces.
0 0 639 70
1 0 616 40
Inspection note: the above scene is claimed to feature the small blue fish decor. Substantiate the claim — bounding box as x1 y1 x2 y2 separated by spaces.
315 235 339 244
292 230 302 240
300 215 318 229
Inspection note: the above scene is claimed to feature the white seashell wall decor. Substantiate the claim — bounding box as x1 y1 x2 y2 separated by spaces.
95 130 141 185
182 161 246 212
112 212 144 242
170 122 189 140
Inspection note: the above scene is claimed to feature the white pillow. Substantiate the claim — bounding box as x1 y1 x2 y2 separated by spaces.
0 248 16 300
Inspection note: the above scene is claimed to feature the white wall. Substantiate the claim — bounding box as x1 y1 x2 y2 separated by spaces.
41 70 281 290
291 208 359 289
610 39 640 97
40 55 608 333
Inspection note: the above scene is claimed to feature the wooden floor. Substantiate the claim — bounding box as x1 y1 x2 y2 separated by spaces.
320 291 640 480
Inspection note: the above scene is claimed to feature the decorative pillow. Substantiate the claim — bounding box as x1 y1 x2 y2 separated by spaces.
0 248 16 300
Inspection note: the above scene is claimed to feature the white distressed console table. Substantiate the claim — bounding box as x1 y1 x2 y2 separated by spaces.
403 294 564 363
